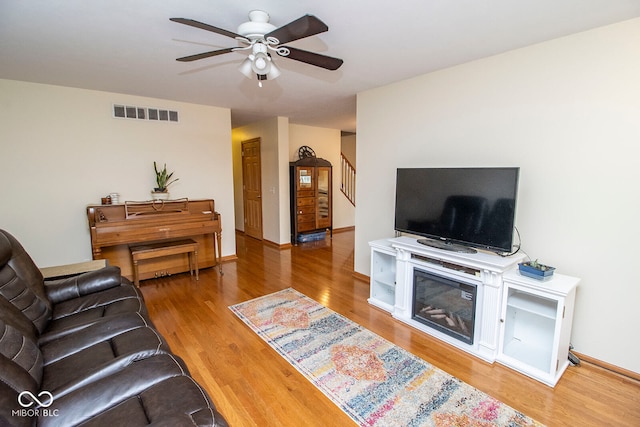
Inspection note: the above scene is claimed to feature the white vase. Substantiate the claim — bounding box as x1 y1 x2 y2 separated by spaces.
151 191 170 201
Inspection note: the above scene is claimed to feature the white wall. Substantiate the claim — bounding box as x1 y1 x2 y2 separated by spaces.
0 79 236 266
341 133 357 167
355 18 640 373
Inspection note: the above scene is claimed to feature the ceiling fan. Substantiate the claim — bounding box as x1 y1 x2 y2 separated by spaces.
170 10 344 86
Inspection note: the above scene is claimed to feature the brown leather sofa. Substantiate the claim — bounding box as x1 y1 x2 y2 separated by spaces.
0 229 228 427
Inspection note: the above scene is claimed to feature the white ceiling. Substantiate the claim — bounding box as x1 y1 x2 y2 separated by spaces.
1 1 639 132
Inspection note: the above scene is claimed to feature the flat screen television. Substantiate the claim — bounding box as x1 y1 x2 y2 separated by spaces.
394 167 519 254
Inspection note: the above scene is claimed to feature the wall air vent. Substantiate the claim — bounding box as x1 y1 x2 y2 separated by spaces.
113 104 179 122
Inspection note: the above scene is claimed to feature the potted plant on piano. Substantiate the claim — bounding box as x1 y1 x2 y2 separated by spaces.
151 161 179 200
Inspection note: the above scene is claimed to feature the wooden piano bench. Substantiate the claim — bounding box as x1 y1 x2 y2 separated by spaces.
129 239 199 287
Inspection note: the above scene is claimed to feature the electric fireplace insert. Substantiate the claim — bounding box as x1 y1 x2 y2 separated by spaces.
412 269 477 345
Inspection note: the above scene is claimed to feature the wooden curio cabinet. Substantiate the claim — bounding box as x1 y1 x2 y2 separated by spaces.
289 157 332 243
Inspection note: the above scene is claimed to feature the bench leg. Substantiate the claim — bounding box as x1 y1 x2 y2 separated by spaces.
132 259 140 288
188 252 193 277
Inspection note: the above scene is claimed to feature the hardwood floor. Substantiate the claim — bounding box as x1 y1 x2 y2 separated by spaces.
140 230 640 427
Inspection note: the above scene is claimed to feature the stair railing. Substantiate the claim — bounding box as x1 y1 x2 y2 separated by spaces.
340 153 356 206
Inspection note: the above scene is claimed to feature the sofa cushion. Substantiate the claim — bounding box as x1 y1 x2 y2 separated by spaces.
0 230 52 334
38 354 224 427
38 284 149 345
41 312 151 364
67 376 227 427
0 319 43 385
0 265 52 335
0 370 35 427
49 283 145 322
0 231 11 266
41 316 172 399
0 296 43 386
44 266 123 304
0 351 41 401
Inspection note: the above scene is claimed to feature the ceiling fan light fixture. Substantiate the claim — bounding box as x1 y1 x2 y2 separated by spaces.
251 52 271 74
238 57 254 79
266 61 281 80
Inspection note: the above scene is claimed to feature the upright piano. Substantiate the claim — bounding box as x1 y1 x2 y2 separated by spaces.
87 198 222 281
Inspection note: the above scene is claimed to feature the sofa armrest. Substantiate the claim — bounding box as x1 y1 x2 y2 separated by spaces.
45 266 123 303
40 259 107 279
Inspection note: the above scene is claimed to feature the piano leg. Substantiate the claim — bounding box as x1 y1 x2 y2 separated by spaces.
215 231 223 276
132 258 140 288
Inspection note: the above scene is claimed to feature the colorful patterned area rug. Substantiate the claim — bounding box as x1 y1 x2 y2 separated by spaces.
229 288 543 427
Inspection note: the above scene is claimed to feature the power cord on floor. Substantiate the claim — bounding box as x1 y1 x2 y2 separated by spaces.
568 344 581 366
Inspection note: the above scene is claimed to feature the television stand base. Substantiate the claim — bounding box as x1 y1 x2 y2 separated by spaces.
417 238 477 254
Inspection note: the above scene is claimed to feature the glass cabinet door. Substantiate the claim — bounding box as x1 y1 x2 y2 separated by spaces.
297 167 314 191
316 167 331 228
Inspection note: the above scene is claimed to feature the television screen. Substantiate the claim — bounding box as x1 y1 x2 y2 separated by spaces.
394 167 519 254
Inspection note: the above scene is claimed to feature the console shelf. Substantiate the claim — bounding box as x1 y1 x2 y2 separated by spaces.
503 339 552 372
368 239 397 312
507 292 557 319
498 270 579 386
368 236 579 387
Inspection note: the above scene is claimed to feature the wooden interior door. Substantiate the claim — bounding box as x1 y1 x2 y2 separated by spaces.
242 138 263 240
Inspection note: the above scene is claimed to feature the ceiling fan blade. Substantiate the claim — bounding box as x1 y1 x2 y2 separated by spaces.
279 46 343 71
170 18 245 40
265 15 328 44
176 47 235 62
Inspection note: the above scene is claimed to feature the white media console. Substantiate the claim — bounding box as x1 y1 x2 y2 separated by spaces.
369 236 579 386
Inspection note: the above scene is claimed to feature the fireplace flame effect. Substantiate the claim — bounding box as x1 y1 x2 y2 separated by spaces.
419 305 470 336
